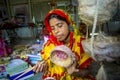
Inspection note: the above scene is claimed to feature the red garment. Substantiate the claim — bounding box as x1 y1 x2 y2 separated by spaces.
0 31 12 56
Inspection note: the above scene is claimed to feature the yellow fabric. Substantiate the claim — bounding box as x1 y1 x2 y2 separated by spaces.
41 35 92 80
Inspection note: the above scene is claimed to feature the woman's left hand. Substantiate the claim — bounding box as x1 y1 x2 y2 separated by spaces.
66 61 79 74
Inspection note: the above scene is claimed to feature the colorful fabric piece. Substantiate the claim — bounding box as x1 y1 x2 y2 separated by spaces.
41 9 94 80
0 38 6 56
0 38 12 57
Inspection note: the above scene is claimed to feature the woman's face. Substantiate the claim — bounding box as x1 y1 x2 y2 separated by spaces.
49 18 69 41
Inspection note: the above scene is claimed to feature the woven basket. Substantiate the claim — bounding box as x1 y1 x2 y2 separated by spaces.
50 45 75 68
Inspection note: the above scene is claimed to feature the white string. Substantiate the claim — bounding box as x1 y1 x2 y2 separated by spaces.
86 25 89 40
91 1 107 80
90 0 99 61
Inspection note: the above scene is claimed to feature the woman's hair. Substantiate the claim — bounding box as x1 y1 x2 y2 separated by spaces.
42 25 49 35
48 14 69 25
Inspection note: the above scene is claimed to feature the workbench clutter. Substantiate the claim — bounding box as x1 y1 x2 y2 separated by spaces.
11 40 42 58
0 40 44 80
0 64 8 79
0 59 34 80
10 45 31 62
6 59 34 80
0 57 10 64
26 53 42 65
0 58 10 79
8 44 43 80
0 54 42 79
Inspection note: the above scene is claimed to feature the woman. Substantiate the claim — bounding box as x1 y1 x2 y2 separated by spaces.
33 9 94 80
0 31 12 57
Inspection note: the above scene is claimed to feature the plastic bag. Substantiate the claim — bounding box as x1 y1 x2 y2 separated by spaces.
82 33 120 62
78 0 118 26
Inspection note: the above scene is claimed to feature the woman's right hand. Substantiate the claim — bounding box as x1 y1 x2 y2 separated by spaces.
33 60 47 73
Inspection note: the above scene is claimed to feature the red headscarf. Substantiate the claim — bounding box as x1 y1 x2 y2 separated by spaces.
44 9 70 33
44 9 78 46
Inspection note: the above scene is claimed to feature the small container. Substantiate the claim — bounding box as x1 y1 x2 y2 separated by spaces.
36 39 40 44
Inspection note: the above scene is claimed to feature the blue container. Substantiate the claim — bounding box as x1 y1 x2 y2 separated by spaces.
36 39 40 44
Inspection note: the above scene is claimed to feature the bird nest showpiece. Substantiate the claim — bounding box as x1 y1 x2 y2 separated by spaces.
50 45 76 68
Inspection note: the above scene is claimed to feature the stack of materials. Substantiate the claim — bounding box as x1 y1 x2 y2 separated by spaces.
6 59 34 80
26 53 42 65
0 65 8 79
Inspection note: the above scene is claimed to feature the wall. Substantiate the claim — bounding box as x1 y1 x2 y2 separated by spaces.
6 0 69 38
5 0 120 38
0 0 5 6
0 0 9 23
7 0 50 38
8 0 67 21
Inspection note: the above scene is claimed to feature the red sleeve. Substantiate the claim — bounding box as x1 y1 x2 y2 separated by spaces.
80 37 85 53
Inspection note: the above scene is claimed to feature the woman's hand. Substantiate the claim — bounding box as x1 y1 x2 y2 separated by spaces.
33 60 47 73
71 68 90 78
66 61 79 74
66 61 90 77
